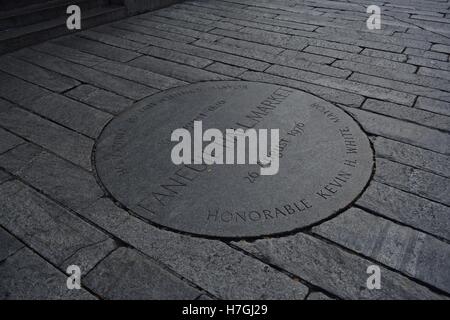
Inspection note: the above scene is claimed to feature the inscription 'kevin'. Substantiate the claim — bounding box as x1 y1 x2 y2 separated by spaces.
316 170 352 200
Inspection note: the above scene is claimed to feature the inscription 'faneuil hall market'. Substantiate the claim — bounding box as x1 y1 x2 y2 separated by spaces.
95 81 374 238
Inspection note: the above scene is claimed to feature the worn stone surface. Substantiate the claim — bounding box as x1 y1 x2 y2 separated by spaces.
0 127 23 155
0 248 95 300
0 180 109 266
0 227 24 262
95 81 373 238
26 94 112 139
65 84 134 115
0 144 103 209
0 169 12 185
80 198 309 299
313 208 450 293
374 158 450 206
234 233 444 299
357 181 450 241
373 137 450 178
0 106 94 170
85 247 201 300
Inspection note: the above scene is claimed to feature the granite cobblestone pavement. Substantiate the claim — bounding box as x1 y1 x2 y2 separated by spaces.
0 0 449 299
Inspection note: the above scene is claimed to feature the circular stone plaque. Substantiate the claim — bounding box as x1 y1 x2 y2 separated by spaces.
95 81 373 238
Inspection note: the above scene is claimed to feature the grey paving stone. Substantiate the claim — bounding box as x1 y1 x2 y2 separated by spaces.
14 49 157 100
405 48 448 62
0 247 95 300
128 55 232 82
305 46 417 73
409 56 450 71
113 20 197 43
0 227 23 261
0 71 51 106
80 199 309 299
418 67 450 81
0 169 12 185
26 94 112 139
65 84 133 115
307 292 335 300
110 25 267 72
350 73 450 103
122 16 223 39
373 136 450 178
217 37 285 55
32 42 107 67
332 60 450 92
0 144 103 210
140 45 213 68
313 208 450 293
194 39 351 78
210 27 309 51
279 49 335 64
315 26 432 50
205 62 247 77
77 30 147 51
85 247 201 300
233 233 443 299
143 14 215 32
61 238 118 275
240 71 364 107
415 97 450 117
361 48 407 62
342 106 450 154
0 55 80 93
374 158 450 206
0 180 109 267
431 44 450 54
357 181 450 241
0 127 24 155
93 60 187 90
266 65 416 106
0 106 93 170
53 36 141 63
362 99 450 132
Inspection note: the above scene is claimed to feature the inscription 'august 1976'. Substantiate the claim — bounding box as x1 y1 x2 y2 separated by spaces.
95 81 373 238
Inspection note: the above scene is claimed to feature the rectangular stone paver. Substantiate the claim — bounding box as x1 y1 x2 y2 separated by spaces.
26 93 112 139
13 48 157 100
0 227 24 262
233 233 443 300
0 55 80 93
0 105 94 170
356 181 450 241
65 84 134 115
342 106 450 155
373 137 450 178
0 169 12 185
85 247 201 300
0 126 24 155
128 55 232 83
80 198 309 300
0 144 103 210
0 247 94 300
0 180 111 269
313 208 450 293
374 158 450 206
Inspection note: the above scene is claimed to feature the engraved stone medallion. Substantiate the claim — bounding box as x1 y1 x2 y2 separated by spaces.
94 81 374 238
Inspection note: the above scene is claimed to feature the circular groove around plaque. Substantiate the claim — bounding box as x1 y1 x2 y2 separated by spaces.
95 81 374 238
